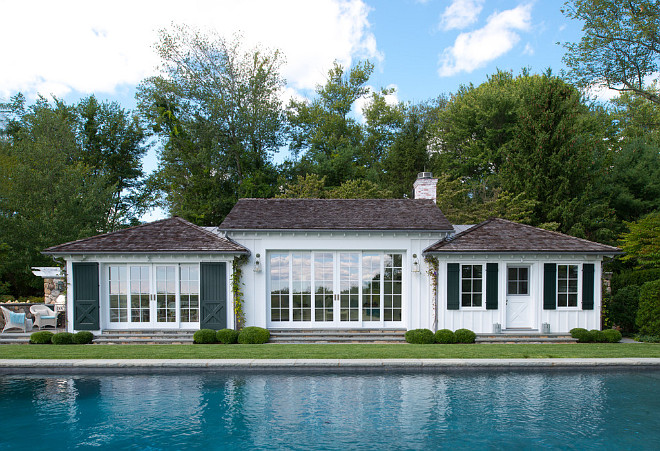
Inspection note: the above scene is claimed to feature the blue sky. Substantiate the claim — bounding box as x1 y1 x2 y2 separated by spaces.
0 0 590 219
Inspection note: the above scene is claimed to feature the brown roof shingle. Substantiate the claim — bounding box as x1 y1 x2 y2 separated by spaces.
220 198 454 231
44 217 249 254
424 218 622 254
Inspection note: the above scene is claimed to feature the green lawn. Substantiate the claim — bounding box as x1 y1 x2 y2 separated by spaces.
1 343 659 359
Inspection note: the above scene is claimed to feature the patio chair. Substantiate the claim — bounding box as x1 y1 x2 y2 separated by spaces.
30 304 58 329
1 305 28 333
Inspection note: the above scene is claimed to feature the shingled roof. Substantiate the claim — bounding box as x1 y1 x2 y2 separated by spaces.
44 217 249 255
424 218 622 254
220 198 454 231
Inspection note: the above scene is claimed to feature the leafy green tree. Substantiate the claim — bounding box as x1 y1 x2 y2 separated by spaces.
276 174 327 198
610 87 660 144
285 61 374 186
137 25 285 225
562 0 660 105
327 179 393 199
620 212 660 269
0 98 114 296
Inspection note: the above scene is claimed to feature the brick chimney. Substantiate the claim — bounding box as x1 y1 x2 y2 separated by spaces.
413 172 438 202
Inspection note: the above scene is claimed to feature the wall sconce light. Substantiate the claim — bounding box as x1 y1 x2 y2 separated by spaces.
412 254 420 273
254 253 262 272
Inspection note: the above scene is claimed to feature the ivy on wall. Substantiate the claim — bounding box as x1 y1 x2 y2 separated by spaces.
425 255 439 299
231 255 249 330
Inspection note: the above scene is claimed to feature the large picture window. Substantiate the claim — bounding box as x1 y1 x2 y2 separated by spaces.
557 264 578 307
269 251 403 323
461 264 483 308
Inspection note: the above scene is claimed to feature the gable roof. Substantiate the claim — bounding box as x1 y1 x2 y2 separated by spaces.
424 218 622 255
220 198 454 232
44 217 249 255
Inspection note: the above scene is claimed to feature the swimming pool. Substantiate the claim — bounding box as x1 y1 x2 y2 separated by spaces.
2 371 659 450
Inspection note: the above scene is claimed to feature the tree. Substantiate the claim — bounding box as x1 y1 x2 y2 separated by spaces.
285 61 374 186
275 174 392 199
0 97 114 296
620 212 660 269
562 0 660 104
137 25 285 225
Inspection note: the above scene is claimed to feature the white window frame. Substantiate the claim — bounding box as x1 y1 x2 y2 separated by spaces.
557 263 581 310
460 263 484 310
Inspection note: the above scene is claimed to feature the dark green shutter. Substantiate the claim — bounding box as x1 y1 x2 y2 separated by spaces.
73 262 99 330
543 263 557 310
486 263 498 310
447 263 459 310
582 263 595 310
200 262 227 329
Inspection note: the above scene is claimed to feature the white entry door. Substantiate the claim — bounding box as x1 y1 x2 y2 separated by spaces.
506 266 533 329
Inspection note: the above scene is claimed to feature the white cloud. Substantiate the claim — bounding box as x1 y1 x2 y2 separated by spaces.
438 3 532 77
353 84 400 123
0 0 380 101
439 0 485 31
522 43 534 56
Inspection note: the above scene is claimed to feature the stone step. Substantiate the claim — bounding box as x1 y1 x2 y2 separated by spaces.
101 330 195 335
269 335 406 343
94 337 194 345
476 335 577 344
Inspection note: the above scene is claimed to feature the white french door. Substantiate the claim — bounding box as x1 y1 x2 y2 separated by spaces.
107 263 200 329
268 251 403 328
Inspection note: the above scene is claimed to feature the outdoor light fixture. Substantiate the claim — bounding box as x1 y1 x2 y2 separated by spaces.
254 253 262 272
412 254 420 273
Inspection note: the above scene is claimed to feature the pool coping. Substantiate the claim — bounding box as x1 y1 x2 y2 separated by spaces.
2 358 660 374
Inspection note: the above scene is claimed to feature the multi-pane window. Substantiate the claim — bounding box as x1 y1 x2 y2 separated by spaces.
270 253 290 321
270 251 404 323
340 253 360 322
156 266 176 322
314 253 334 322
384 253 402 321
507 267 529 295
109 266 127 322
362 253 381 321
557 264 578 307
292 253 312 321
461 265 483 307
180 265 199 322
130 266 150 322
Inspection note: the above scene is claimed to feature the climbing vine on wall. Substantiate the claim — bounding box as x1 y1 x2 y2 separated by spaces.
231 255 249 330
425 255 439 299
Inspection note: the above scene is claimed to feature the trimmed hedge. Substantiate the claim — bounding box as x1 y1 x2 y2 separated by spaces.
636 280 660 337
405 329 435 344
570 328 593 343
217 328 239 344
607 285 640 332
590 329 608 343
435 329 457 344
29 331 54 344
602 329 622 343
611 268 660 293
454 328 476 344
73 331 94 344
238 327 270 344
51 332 75 345
193 329 218 344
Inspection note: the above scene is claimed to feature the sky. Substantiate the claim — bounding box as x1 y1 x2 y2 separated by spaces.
0 0 594 219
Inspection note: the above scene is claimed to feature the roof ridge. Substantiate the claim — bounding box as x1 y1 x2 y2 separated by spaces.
43 217 177 252
491 218 620 250
431 218 492 249
174 217 233 242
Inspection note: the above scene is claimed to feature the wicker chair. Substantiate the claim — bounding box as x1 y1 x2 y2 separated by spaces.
1 305 28 333
30 304 58 329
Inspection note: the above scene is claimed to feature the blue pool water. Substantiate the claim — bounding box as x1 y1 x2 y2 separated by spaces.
1 371 659 450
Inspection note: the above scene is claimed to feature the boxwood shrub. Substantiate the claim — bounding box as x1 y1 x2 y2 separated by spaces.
570 328 593 343
405 329 435 344
29 331 54 344
51 332 75 345
193 329 218 344
73 331 94 344
602 329 622 343
217 328 239 344
454 328 476 344
434 329 457 344
590 329 608 343
238 326 270 344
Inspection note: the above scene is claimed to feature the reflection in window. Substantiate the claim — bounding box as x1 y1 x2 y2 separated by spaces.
314 253 333 322
292 253 312 321
340 253 360 321
180 265 199 322
270 253 290 321
130 266 150 322
362 253 381 321
507 267 529 295
384 254 402 321
109 266 127 322
558 264 578 307
156 266 176 322
461 265 482 307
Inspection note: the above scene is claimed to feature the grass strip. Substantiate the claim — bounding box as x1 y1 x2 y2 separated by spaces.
0 343 659 360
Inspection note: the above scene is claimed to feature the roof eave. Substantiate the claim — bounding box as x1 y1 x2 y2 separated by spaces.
222 228 455 233
423 250 623 255
43 250 250 256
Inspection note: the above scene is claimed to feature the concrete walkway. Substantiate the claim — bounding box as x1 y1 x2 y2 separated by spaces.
1 358 660 373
